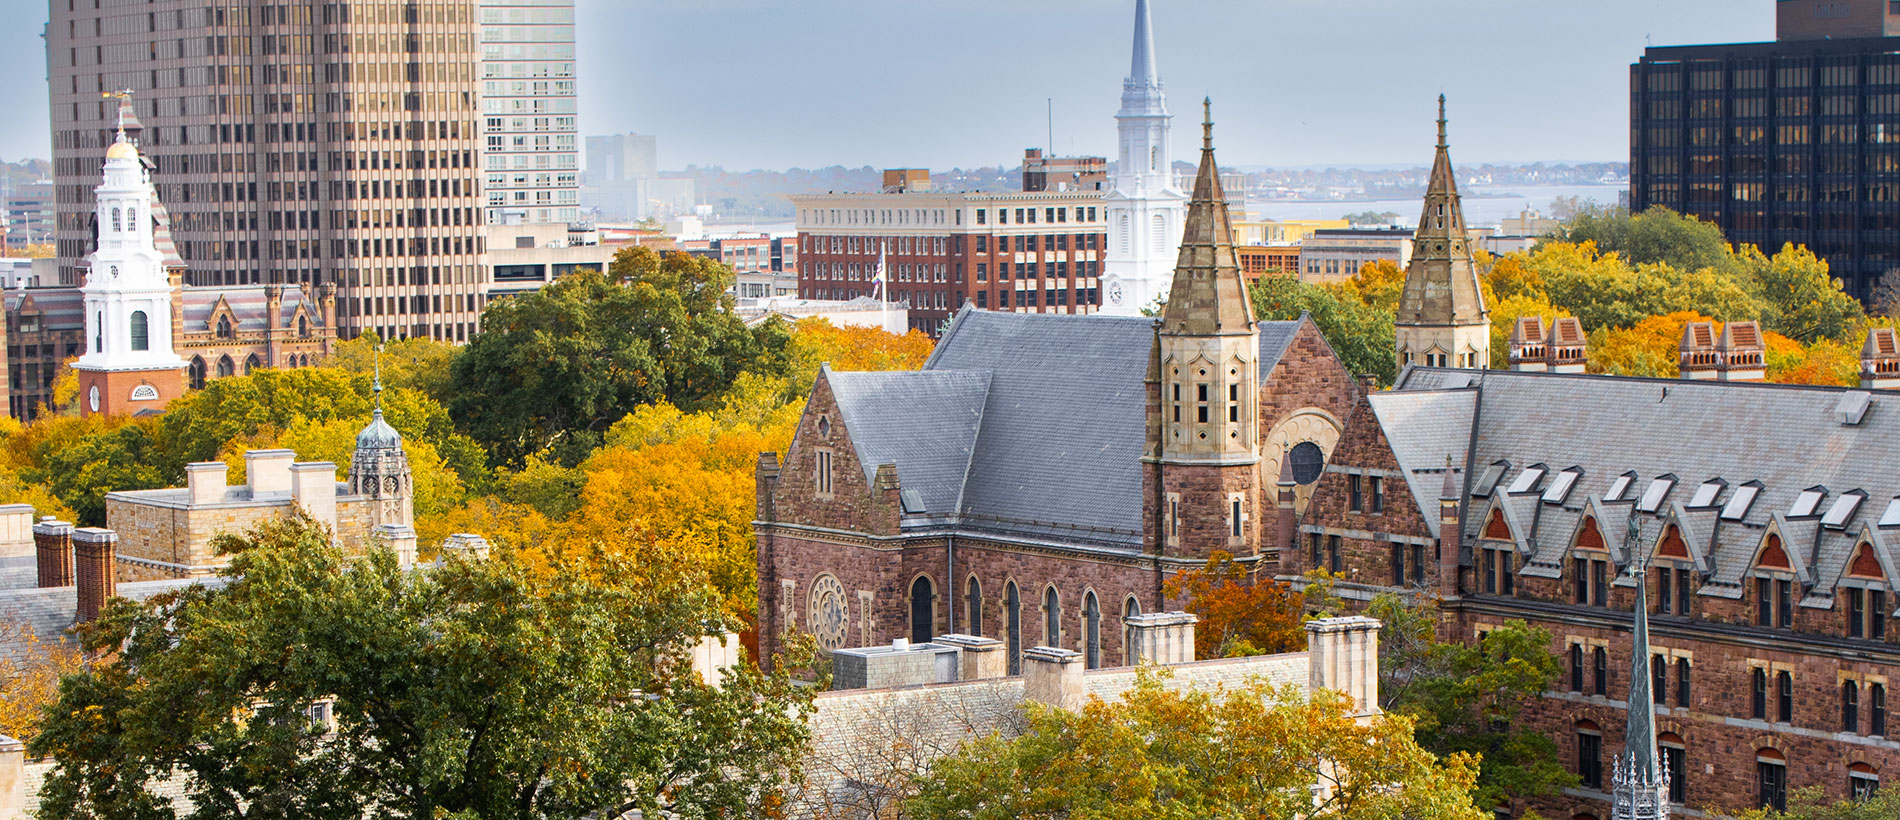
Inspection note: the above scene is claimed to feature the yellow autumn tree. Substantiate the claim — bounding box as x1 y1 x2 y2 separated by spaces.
783 318 936 399
0 617 84 741
1587 310 1717 378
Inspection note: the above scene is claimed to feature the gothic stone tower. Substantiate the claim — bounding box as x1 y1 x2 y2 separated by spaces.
350 374 414 540
1395 96 1490 372
73 109 188 416
1147 100 1261 565
1100 0 1187 315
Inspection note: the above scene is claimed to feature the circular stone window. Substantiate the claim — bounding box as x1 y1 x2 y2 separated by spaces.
1288 441 1326 485
808 574 849 652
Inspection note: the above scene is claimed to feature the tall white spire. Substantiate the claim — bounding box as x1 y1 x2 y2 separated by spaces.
1100 0 1187 315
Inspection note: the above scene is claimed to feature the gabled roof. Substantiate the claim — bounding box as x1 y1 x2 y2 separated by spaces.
181 285 324 332
1365 388 1474 528
825 367 989 518
1392 367 1900 601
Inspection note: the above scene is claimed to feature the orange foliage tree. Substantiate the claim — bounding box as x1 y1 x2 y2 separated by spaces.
1164 550 1306 658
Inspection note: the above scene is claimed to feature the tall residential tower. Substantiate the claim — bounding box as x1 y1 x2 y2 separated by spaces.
47 1 488 343
1100 0 1187 316
478 0 580 225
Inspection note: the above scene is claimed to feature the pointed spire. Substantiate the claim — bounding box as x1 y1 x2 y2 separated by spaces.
372 342 385 415
1397 94 1489 328
1159 98 1254 336
1613 509 1670 819
1439 454 1459 500
1129 0 1158 85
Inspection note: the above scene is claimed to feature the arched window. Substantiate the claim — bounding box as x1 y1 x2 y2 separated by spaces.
215 355 234 378
216 314 232 339
1592 645 1608 695
1845 680 1861 733
1850 763 1879 801
909 576 933 645
1123 596 1142 665
128 310 148 352
298 315 309 337
93 312 103 353
1005 582 1021 675
964 576 982 638
1758 748 1787 810
188 356 206 390
1658 732 1686 803
1777 670 1794 723
1752 667 1769 719
1043 586 1060 648
244 354 259 374
111 207 121 232
127 206 136 229
1082 591 1101 670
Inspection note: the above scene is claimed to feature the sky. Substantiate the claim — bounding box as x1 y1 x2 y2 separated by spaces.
0 0 1774 171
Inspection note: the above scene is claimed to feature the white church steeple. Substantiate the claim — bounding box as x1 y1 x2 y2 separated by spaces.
1100 0 1188 315
73 93 189 416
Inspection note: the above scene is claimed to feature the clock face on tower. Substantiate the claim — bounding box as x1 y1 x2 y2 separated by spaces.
1108 281 1125 305
88 385 100 413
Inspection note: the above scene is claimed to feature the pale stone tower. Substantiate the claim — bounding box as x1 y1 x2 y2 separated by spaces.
1612 512 1670 820
1148 101 1260 562
1100 0 1188 316
1395 96 1490 371
73 97 188 416
350 354 415 562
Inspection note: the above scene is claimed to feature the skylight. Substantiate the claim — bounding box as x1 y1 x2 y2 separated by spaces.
1880 497 1900 528
1688 481 1724 508
1605 473 1635 502
1790 488 1827 518
1721 484 1760 521
1637 477 1676 513
1506 467 1546 495
1471 463 1508 498
1542 470 1582 504
1823 492 1866 529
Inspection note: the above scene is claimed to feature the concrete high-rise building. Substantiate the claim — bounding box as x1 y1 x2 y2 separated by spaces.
1630 5 1900 299
478 0 579 225
46 2 488 343
585 133 657 183
1099 0 1187 316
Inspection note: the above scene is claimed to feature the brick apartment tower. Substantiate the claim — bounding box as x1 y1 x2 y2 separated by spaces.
46 1 488 342
1394 96 1490 372
1147 100 1261 574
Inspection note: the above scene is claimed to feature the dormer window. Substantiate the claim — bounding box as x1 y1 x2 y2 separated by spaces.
1722 483 1762 521
1506 465 1547 495
1605 472 1636 503
1471 461 1508 498
1790 487 1828 518
1689 480 1726 508
1879 496 1900 528
1637 476 1677 513
1823 491 1867 530
1543 468 1582 505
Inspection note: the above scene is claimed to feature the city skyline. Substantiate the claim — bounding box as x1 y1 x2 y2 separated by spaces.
0 0 1771 170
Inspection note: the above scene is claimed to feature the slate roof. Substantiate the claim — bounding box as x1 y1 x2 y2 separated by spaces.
816 306 1307 550
6 288 84 331
181 285 324 333
1389 367 1900 605
1365 389 1474 525
0 556 222 665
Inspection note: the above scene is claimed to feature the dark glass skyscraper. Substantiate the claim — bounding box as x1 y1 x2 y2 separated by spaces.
1631 13 1900 299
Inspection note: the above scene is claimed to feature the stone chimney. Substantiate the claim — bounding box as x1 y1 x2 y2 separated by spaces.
1508 316 1548 371
72 527 118 623
1275 450 1298 558
1306 615 1382 718
755 452 780 523
1023 646 1086 711
439 533 491 562
1717 320 1766 382
935 633 1008 680
1863 327 1900 389
1125 611 1198 665
1678 321 1718 380
0 506 32 559
374 523 418 568
244 449 297 498
1547 317 1588 373
185 461 229 505
0 734 22 820
1437 457 1461 598
289 461 338 532
33 518 72 588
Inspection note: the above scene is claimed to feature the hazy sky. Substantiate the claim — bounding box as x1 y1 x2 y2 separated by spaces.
0 0 1773 170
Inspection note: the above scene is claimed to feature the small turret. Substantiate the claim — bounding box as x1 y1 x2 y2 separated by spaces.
1862 327 1900 389
349 346 413 540
1717 321 1765 382
1678 321 1718 380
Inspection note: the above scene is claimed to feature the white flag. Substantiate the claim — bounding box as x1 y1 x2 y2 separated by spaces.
873 240 888 301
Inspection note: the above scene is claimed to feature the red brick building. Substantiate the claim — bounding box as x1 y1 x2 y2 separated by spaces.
758 115 1362 669
791 185 1109 336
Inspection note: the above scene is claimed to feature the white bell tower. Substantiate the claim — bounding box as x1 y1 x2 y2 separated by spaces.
1100 0 1188 316
73 93 188 416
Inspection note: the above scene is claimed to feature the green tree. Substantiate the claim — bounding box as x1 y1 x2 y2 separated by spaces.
448 247 790 468
1368 592 1574 812
155 367 373 468
907 670 1485 820
1251 276 1396 385
324 334 462 401
39 419 167 525
1743 243 1863 343
1558 205 1735 275
1729 785 1900 820
29 515 813 820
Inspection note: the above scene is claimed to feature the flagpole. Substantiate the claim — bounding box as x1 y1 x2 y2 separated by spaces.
878 238 890 333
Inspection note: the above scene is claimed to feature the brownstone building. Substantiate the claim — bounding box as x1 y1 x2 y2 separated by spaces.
757 109 1364 670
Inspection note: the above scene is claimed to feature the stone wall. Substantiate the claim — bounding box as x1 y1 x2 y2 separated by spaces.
1292 395 1438 588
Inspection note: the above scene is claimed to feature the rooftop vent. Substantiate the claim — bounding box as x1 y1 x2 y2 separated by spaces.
1542 468 1582 505
1790 486 1828 518
1506 465 1547 495
1636 475 1677 513
1471 461 1508 498
900 488 926 515
1605 472 1637 503
1879 496 1900 528
1837 390 1873 425
1822 491 1867 529
1688 479 1726 508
